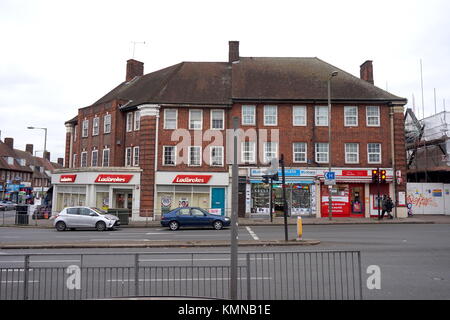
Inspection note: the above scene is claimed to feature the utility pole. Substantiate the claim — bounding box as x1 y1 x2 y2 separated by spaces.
230 117 239 300
280 154 288 241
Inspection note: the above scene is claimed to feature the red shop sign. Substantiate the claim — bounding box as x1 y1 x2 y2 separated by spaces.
95 174 133 183
172 175 212 184
341 170 368 177
60 175 77 183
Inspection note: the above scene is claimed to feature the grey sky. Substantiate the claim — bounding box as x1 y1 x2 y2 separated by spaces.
1 0 449 161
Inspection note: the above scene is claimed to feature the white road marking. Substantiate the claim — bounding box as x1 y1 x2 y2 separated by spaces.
246 226 260 240
1 280 39 284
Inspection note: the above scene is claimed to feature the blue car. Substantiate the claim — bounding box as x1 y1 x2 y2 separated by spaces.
161 207 231 231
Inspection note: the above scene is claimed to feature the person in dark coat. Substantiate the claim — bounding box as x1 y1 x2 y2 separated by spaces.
381 195 394 219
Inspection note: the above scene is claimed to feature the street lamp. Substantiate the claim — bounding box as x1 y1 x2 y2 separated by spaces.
27 126 47 206
327 71 338 221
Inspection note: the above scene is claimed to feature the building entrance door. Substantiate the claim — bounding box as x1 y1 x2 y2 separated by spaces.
211 187 225 216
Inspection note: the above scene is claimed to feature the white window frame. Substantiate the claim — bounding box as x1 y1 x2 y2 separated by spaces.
210 109 225 130
293 106 307 126
74 125 78 141
73 154 77 168
367 143 382 164
104 114 111 134
241 141 256 163
163 146 176 166
91 150 98 167
82 119 89 138
242 105 256 126
264 105 278 126
81 152 88 167
210 146 224 167
102 149 110 167
164 109 178 130
125 147 132 167
92 117 99 136
315 143 329 163
188 146 202 166
293 142 307 163
345 143 359 164
315 106 329 126
366 106 380 127
263 142 278 164
126 112 133 132
134 111 140 131
189 110 203 130
344 106 358 127
133 146 140 166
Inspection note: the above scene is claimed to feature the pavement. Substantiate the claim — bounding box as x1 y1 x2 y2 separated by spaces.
0 214 448 249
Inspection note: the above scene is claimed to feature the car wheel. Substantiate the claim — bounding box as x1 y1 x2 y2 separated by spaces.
55 221 66 232
96 221 107 231
213 220 223 230
169 221 179 231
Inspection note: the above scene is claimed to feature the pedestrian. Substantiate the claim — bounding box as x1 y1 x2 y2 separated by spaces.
380 195 394 219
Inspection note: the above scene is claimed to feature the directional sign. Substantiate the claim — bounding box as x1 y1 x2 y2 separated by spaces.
324 171 336 185
324 172 335 180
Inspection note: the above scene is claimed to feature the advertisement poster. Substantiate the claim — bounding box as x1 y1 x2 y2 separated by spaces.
321 196 350 217
179 198 189 207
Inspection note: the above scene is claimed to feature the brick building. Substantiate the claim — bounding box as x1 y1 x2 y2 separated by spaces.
54 41 408 220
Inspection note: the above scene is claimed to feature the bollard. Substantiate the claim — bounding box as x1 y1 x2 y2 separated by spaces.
296 216 303 241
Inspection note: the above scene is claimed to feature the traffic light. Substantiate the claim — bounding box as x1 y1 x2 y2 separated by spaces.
372 169 379 183
272 173 279 181
380 170 387 183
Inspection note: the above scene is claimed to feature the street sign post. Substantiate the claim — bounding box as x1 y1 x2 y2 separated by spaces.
324 171 336 185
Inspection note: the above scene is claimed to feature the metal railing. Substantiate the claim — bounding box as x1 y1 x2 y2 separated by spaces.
0 251 362 300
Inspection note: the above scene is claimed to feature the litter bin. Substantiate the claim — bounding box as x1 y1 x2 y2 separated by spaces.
15 205 29 225
107 208 130 225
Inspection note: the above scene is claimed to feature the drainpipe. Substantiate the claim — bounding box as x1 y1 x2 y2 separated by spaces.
389 104 397 218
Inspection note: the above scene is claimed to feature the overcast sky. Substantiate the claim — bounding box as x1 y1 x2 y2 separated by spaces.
1 0 449 161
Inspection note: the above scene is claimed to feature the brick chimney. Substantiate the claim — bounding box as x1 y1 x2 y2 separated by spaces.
229 41 239 63
43 151 50 161
26 144 34 154
126 59 144 82
360 60 374 85
4 138 13 149
57 158 64 166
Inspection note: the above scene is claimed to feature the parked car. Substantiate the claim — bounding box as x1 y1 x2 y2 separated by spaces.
53 206 120 231
161 207 231 231
0 200 16 211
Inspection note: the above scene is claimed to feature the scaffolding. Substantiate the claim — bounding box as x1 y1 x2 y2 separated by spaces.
405 109 450 182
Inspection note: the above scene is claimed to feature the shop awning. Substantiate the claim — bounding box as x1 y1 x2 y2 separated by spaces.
250 180 314 184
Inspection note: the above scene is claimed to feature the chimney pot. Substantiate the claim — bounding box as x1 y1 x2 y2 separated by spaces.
229 41 240 63
360 60 374 85
43 151 50 161
4 138 13 149
126 59 144 82
26 144 34 154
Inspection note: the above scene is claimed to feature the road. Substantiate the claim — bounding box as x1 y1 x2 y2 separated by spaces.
0 224 449 299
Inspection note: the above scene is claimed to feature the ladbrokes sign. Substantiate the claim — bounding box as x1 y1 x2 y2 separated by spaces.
172 175 212 184
60 175 77 183
95 174 133 183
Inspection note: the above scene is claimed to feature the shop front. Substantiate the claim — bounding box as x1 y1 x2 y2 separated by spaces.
51 168 141 217
318 169 393 218
155 172 229 217
247 168 317 216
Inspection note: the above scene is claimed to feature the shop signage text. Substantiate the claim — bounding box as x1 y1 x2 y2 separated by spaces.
172 175 212 184
95 174 133 183
341 170 368 177
60 175 77 183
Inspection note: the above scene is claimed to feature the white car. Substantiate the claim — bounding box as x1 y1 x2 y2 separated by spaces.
53 206 120 231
